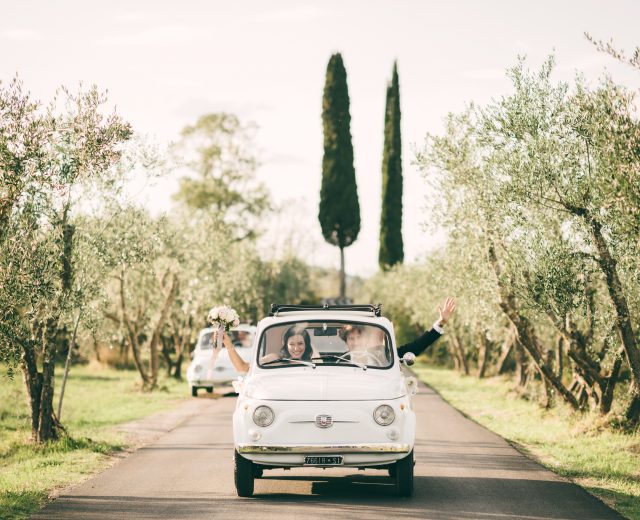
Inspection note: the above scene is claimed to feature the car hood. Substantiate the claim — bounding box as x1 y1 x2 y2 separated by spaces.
242 369 405 401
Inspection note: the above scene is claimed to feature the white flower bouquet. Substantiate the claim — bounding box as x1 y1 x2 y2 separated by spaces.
208 305 241 349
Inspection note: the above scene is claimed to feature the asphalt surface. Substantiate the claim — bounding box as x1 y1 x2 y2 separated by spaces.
32 380 624 520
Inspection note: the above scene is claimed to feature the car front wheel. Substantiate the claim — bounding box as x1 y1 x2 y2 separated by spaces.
191 386 198 397
395 450 414 497
234 450 255 497
206 387 213 393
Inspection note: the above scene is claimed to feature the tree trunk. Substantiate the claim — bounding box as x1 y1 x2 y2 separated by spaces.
590 219 640 417
165 313 191 382
18 206 74 442
120 337 128 366
22 317 61 443
37 317 59 442
93 333 101 363
477 329 490 378
600 349 624 415
626 394 640 423
339 246 346 299
161 337 174 377
450 345 461 372
449 326 469 375
119 269 178 391
21 341 42 438
555 335 564 378
487 242 580 410
543 316 600 407
564 339 603 410
497 331 515 375
514 341 529 387
147 273 179 389
540 350 555 409
57 309 82 421
569 375 590 409
173 353 184 381
120 270 152 388
128 328 151 386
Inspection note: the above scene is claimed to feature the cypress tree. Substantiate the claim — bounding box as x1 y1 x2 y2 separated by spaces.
319 53 360 299
379 61 404 270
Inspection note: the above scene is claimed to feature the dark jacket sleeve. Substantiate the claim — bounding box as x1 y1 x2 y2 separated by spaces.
397 328 442 357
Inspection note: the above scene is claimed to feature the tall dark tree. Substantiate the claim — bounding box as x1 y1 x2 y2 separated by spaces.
319 53 360 298
379 61 404 270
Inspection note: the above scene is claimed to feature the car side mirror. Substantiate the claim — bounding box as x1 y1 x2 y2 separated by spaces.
401 352 415 366
189 351 195 360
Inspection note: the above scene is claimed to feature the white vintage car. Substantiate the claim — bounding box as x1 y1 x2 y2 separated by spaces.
232 304 418 497
187 324 256 396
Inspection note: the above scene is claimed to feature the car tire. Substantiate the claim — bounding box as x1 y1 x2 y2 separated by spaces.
191 386 198 397
206 387 213 393
395 450 414 497
234 450 254 497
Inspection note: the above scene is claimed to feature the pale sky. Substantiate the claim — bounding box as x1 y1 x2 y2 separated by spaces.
3 1 639 276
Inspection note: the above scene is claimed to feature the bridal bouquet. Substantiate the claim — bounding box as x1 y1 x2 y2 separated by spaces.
208 305 241 349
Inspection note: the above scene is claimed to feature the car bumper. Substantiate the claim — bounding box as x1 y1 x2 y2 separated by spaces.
237 443 411 454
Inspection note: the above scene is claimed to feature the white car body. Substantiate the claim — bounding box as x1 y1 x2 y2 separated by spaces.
187 324 256 396
232 306 418 497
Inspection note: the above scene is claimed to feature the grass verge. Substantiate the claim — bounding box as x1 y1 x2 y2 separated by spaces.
413 363 640 520
0 364 189 520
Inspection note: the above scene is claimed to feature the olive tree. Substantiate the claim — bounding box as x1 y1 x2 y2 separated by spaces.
0 78 131 441
477 60 640 419
413 58 640 420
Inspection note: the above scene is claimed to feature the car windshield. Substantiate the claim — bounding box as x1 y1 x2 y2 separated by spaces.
257 321 393 369
198 329 254 350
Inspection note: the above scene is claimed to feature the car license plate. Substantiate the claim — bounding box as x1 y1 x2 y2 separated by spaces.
304 456 343 466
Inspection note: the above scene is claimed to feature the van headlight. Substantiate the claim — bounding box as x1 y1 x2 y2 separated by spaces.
252 405 275 427
373 405 395 426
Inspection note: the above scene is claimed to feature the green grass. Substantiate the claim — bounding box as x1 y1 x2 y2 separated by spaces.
413 363 640 520
0 364 189 520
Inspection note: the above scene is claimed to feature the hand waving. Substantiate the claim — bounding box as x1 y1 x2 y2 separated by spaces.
438 297 456 325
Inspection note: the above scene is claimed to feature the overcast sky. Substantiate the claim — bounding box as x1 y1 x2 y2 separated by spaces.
3 1 639 276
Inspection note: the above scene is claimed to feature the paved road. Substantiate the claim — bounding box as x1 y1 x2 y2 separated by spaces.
33 381 623 520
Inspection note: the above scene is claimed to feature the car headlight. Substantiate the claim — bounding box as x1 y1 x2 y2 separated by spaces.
252 405 275 427
373 404 395 426
194 364 202 373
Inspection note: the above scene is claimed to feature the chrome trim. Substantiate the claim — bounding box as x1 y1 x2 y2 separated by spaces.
237 443 410 454
288 420 359 424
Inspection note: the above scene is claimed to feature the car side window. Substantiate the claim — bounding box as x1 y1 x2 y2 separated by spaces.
199 332 213 350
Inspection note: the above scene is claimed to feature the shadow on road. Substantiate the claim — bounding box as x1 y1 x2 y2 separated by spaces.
260 472 397 498
252 474 623 520
35 475 624 520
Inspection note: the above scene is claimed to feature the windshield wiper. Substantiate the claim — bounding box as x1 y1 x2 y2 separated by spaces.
312 354 367 370
261 357 316 368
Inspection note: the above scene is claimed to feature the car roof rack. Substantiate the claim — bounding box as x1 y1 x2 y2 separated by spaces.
270 303 382 317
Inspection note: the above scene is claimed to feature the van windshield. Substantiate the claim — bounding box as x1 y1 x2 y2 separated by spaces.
257 321 393 369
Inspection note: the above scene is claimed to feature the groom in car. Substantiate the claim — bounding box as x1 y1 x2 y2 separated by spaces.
341 297 456 359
